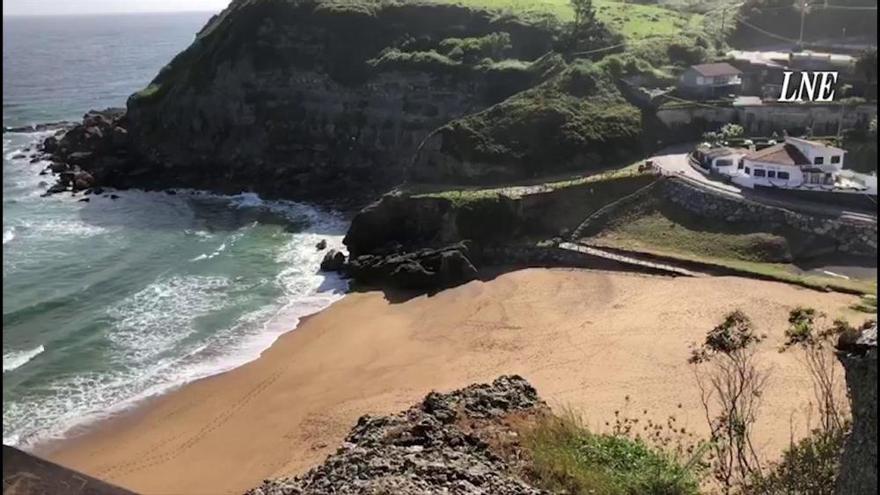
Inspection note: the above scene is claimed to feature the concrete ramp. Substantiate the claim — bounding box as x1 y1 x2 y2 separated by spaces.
3 445 137 495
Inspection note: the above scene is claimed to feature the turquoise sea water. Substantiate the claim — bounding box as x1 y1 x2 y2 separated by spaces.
2 12 348 448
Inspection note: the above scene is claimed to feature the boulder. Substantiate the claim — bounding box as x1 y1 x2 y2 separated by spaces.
72 172 95 191
41 136 58 153
315 239 327 251
319 249 346 272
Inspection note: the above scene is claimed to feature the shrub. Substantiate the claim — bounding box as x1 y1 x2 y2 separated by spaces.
367 49 462 74
525 410 702 495
747 427 847 495
439 32 512 64
780 308 852 435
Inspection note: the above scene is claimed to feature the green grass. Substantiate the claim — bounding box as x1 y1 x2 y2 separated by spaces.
595 0 703 41
850 294 878 313
439 0 703 42
412 163 650 205
595 210 794 263
524 410 702 495
592 237 877 295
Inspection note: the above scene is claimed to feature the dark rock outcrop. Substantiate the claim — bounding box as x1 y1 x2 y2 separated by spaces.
319 249 346 272
345 242 478 291
245 375 548 495
835 321 877 495
3 445 137 495
342 174 658 258
37 108 129 195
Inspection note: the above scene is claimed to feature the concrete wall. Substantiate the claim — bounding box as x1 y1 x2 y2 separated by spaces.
657 103 877 138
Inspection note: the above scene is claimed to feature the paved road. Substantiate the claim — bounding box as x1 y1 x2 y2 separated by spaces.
649 146 877 224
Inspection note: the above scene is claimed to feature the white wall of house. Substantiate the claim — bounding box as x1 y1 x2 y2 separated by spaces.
785 137 846 171
710 153 745 173
732 159 805 189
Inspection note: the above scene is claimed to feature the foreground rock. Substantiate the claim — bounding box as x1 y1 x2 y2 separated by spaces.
245 375 548 495
3 445 136 495
836 321 877 495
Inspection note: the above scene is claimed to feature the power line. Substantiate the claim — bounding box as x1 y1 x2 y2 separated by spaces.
733 13 803 43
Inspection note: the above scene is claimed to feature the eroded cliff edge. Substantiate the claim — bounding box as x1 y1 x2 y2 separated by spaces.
836 322 878 495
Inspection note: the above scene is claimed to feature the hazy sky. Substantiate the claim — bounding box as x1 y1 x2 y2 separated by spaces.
3 0 230 16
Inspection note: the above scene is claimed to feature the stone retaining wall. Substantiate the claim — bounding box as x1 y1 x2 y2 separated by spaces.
661 178 877 255
657 103 877 139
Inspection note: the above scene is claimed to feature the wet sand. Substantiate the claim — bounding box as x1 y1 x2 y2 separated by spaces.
46 268 862 495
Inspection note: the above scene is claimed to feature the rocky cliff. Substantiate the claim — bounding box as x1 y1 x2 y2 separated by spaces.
835 322 877 495
245 375 549 495
39 0 649 208
40 0 575 206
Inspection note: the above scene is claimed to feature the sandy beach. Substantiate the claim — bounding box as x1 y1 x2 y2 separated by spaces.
44 268 862 495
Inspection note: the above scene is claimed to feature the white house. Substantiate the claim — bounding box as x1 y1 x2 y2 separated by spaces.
678 63 743 99
726 137 876 195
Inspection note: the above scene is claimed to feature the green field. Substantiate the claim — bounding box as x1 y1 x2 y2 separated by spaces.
442 0 704 41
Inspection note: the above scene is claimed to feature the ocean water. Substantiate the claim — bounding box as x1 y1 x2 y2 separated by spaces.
2 12 348 448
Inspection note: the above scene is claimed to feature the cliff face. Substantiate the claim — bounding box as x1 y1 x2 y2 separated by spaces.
836 322 877 495
102 0 562 205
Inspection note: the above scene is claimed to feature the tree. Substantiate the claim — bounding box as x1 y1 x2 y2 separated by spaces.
567 0 613 52
689 311 769 493
571 0 597 32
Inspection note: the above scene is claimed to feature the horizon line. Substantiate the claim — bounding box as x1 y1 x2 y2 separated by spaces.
2 9 221 18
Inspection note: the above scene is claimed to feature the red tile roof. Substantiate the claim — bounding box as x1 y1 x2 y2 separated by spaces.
744 143 810 166
690 63 742 77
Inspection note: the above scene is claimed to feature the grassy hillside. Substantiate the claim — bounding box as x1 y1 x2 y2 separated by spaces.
410 61 646 184
444 0 704 40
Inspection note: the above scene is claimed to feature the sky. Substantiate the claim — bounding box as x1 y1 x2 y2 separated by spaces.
3 0 230 16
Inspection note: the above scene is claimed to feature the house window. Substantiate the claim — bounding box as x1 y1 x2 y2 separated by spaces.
824 173 834 185
767 170 776 178
814 156 824 165
737 161 744 170
831 155 841 164
778 171 790 180
696 76 705 85
754 169 766 177
716 159 732 167
809 173 822 184
744 167 750 175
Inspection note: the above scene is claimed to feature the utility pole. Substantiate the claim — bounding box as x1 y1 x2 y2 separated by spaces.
721 6 726 33
798 0 808 48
